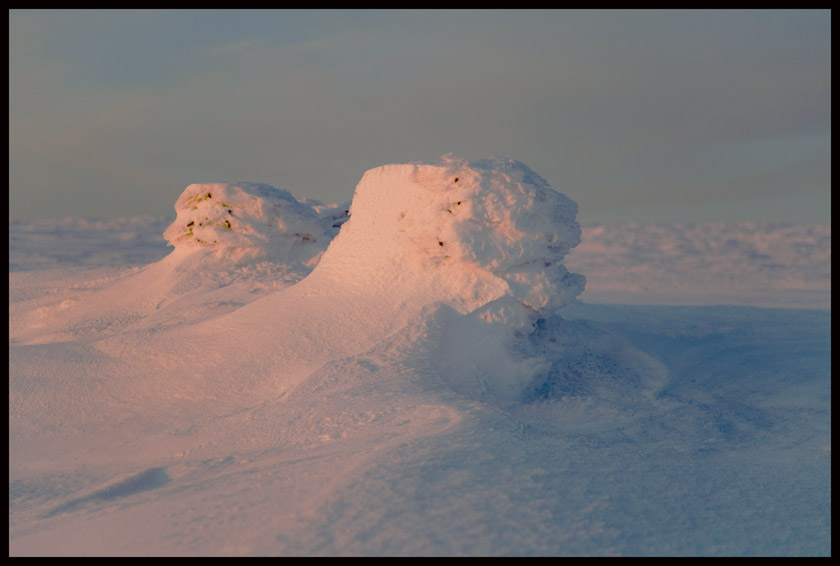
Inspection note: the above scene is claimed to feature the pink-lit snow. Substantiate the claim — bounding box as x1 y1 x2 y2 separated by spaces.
8 156 830 556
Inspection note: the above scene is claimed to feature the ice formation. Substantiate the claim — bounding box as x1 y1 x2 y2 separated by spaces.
9 156 830 555
308 154 586 401
161 157 585 324
163 182 348 268
319 155 584 318
12 155 588 402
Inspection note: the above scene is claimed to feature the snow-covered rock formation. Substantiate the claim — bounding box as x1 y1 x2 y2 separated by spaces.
9 157 831 556
318 154 584 320
163 182 348 268
12 155 588 403
307 154 586 401
8 183 350 345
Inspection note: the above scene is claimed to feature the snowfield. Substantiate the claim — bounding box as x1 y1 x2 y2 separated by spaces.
9 156 830 556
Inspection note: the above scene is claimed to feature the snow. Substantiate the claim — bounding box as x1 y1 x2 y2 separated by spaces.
163 181 348 267
8 155 831 556
566 221 831 310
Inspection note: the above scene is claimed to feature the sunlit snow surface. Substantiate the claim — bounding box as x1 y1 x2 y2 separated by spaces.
9 158 830 556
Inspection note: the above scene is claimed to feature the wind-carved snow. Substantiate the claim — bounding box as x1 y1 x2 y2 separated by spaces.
306 154 588 402
163 181 348 268
9 183 350 345
10 213 830 312
68 155 589 404
10 154 595 418
8 155 831 556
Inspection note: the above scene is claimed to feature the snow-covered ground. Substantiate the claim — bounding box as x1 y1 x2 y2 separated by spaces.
9 156 830 556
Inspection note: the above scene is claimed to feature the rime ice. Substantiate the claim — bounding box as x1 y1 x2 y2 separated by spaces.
304 155 587 401
163 181 348 267
9 156 830 556
316 155 584 325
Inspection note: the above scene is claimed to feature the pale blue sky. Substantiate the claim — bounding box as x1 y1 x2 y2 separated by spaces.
9 9 831 223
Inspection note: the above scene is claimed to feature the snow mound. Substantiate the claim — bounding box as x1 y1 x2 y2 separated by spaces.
9 184 351 345
307 154 586 402
12 156 587 402
163 182 348 268
318 154 584 326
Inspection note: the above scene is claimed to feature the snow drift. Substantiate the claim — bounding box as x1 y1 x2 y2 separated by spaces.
9 155 831 556
11 155 588 400
11 218 829 310
306 155 587 401
9 183 349 345
158 155 586 319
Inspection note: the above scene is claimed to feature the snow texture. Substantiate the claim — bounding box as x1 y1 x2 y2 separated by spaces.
163 181 348 268
566 221 830 309
8 155 831 556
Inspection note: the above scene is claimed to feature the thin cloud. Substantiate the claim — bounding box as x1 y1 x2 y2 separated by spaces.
9 9 831 222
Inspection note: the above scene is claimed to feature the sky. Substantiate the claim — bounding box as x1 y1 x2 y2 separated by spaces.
9 9 831 224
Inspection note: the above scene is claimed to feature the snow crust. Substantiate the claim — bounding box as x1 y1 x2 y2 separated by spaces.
158 157 585 322
301 155 586 401
330 155 584 316
8 156 831 556
11 218 828 310
163 181 348 268
566 222 831 308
